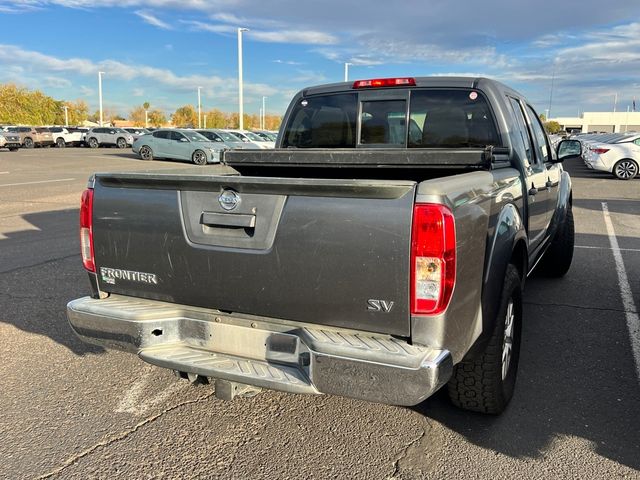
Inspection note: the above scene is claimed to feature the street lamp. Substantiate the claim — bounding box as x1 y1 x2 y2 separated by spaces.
238 27 249 130
197 86 202 129
145 110 148 128
98 71 105 126
63 105 69 127
262 96 267 130
344 62 352 82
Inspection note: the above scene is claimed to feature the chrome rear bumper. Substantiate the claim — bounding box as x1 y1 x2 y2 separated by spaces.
67 295 452 406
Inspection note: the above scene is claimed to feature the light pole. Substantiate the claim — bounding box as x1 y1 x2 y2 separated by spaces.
98 71 105 126
63 105 69 127
259 107 263 129
197 86 202 128
262 96 267 130
144 110 148 128
344 62 352 82
238 27 249 130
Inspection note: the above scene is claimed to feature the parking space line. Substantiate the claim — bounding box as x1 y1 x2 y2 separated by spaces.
0 172 9 174
602 202 640 380
575 245 640 253
0 178 75 187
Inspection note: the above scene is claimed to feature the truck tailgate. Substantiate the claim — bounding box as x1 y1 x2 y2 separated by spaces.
92 172 416 336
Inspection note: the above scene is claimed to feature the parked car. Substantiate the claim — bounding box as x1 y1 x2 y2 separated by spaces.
0 132 21 151
123 127 150 142
583 140 640 179
252 130 278 142
6 126 54 148
195 129 257 150
84 127 134 149
68 76 580 414
132 129 222 165
49 126 84 148
224 129 274 149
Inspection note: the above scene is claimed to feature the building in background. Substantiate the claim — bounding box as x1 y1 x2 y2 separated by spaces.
551 112 640 134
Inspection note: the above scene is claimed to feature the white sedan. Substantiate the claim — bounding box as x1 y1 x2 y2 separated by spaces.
584 136 640 180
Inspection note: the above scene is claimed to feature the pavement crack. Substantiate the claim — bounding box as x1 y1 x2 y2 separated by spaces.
37 390 215 479
390 427 426 479
524 300 635 314
0 253 79 275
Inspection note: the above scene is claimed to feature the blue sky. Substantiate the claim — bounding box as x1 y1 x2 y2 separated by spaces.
1 0 640 119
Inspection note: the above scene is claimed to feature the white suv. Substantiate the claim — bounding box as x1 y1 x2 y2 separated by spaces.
85 128 134 149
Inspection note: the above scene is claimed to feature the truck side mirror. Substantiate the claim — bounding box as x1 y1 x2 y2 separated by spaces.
556 139 582 162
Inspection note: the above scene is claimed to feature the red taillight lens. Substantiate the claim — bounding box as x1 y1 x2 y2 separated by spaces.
352 77 416 89
411 204 456 315
80 188 95 272
591 148 609 154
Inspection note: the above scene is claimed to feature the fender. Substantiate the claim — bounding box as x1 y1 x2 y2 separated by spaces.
465 202 527 359
546 170 572 241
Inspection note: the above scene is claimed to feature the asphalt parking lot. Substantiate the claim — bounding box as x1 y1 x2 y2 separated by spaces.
0 147 639 479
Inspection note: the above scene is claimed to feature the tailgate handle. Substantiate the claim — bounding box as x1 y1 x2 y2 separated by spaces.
201 212 256 228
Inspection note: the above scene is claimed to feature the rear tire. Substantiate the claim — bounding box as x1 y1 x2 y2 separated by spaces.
88 137 99 148
192 149 207 165
116 137 127 149
613 159 638 180
448 264 522 414
56 138 66 148
23 137 34 149
9 148 18 152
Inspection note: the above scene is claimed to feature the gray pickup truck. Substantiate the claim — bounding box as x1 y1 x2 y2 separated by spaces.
67 77 582 414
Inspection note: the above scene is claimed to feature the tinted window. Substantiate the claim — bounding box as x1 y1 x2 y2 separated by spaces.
170 131 186 141
524 105 550 163
35 128 49 133
153 131 170 139
634 138 640 146
49 127 62 133
282 93 357 148
19 127 31 132
360 100 406 145
507 97 533 165
409 90 499 148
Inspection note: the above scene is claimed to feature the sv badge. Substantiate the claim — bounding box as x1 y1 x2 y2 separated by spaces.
367 299 395 313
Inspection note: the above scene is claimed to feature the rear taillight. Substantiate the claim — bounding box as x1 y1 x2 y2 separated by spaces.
411 204 456 315
80 188 95 272
352 77 416 89
591 148 609 154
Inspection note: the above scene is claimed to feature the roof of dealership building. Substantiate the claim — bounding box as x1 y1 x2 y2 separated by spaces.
550 111 640 133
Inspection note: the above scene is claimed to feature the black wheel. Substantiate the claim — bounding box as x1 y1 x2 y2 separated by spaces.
56 138 66 148
9 148 18 152
23 137 34 149
116 137 127 149
448 264 522 414
192 149 207 165
538 206 574 277
613 159 638 180
139 146 153 161
88 137 99 148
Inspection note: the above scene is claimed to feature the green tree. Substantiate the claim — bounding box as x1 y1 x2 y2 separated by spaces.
171 105 198 127
543 120 562 134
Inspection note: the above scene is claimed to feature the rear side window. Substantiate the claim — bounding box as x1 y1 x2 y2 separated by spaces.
35 128 49 133
153 131 170 139
282 93 357 148
408 90 499 148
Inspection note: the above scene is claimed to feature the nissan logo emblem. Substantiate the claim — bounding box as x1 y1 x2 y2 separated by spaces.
219 189 240 211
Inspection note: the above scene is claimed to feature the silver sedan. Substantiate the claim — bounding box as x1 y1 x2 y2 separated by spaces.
132 129 222 165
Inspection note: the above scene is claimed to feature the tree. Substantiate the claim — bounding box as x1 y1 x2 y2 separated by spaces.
129 106 146 126
142 101 150 111
147 109 167 127
171 105 198 127
543 120 562 134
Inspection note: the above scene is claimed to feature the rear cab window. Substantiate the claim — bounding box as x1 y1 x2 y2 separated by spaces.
281 89 500 149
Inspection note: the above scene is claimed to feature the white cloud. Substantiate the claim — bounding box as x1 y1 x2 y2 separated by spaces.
43 76 72 88
132 88 144 96
134 9 172 29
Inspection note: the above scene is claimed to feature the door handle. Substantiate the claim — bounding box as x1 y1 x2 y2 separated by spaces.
545 180 558 188
528 187 538 196
201 212 256 228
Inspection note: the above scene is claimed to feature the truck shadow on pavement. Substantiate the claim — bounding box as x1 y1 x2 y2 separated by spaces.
0 208 105 356
416 262 640 471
